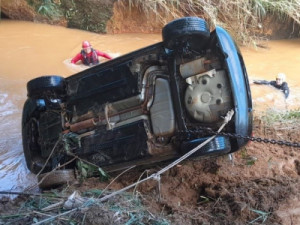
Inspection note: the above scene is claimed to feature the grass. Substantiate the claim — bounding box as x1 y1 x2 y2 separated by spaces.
249 208 270 224
240 148 257 166
24 0 300 42
26 0 63 20
260 108 300 126
37 0 63 19
124 0 300 45
0 189 170 224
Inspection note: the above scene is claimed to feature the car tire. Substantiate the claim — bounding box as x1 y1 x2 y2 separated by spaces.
37 169 76 189
22 99 51 174
162 17 210 50
27 75 65 98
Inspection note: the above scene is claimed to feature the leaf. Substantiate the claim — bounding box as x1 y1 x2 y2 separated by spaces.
98 167 108 177
81 167 88 178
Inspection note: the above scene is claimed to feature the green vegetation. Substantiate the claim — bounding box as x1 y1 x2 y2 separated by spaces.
0 189 170 224
240 148 257 166
27 0 63 20
37 0 63 19
249 208 270 224
76 160 109 182
22 0 300 41
30 0 113 33
260 108 300 125
127 0 300 45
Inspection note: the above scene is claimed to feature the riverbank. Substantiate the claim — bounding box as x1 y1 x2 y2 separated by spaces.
1 113 300 224
2 0 300 45
0 19 300 224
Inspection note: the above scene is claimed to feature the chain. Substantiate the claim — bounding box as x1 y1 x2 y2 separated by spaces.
178 127 300 148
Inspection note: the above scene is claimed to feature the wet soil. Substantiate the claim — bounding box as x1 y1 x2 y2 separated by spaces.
1 116 300 225
2 0 300 40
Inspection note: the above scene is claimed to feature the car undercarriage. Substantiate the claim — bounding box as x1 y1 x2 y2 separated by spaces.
22 17 253 182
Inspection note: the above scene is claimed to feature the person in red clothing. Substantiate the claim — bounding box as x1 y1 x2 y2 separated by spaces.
71 40 112 66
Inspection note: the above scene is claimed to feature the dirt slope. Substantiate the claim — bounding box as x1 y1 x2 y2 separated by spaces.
88 117 300 224
2 115 299 224
82 117 300 224
2 0 300 40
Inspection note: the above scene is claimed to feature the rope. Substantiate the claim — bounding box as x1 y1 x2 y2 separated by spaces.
104 103 112 130
98 109 234 202
32 110 234 225
36 137 61 177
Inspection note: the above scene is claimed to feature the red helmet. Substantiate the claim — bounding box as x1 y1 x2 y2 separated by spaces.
82 41 91 48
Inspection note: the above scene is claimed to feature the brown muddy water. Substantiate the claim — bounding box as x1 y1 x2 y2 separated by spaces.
0 20 300 193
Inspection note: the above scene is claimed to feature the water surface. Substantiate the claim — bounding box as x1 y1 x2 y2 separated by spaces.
0 20 300 192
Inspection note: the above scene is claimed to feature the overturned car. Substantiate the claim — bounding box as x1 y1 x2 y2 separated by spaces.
22 17 252 176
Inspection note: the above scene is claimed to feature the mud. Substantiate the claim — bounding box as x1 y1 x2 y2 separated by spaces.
2 0 300 40
0 20 300 224
101 118 300 224
1 116 299 224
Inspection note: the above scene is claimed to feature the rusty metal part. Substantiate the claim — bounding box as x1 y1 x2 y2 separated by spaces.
142 85 154 111
65 69 164 133
73 111 95 123
69 118 99 132
147 139 175 155
66 105 142 132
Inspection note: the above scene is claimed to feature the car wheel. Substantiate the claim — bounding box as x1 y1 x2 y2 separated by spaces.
27 75 65 98
162 17 210 50
37 169 76 189
22 99 51 174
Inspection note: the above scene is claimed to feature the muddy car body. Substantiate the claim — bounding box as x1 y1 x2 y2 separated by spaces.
22 17 252 175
